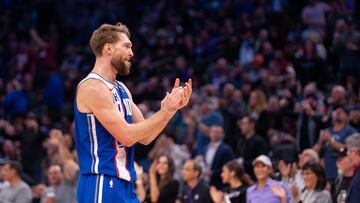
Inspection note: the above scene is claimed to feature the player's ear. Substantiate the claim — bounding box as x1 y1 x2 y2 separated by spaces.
104 43 112 55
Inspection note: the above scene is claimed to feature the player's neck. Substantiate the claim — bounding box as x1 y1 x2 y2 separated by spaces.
92 58 117 82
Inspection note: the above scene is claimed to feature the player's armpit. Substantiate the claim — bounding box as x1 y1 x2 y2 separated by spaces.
76 80 134 146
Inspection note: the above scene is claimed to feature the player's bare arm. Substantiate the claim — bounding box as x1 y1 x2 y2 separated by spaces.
77 78 186 147
120 78 192 145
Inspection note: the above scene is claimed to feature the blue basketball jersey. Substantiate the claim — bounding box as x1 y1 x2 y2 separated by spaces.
74 73 136 182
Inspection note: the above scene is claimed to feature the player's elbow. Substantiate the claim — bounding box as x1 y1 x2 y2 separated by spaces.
117 136 135 147
139 139 151 145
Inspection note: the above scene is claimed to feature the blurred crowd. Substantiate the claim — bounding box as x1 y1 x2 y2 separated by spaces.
1 0 360 202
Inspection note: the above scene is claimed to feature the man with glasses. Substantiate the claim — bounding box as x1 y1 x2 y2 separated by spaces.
345 133 360 203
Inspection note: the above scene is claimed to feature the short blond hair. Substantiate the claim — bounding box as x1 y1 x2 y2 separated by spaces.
89 23 130 56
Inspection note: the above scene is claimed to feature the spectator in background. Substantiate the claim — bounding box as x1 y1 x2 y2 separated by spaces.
0 160 32 203
295 91 322 152
236 115 268 179
329 85 347 107
333 17 360 84
41 164 77 203
2 80 28 118
279 148 319 198
349 105 360 132
293 40 326 87
219 83 245 151
247 155 291 203
247 90 268 141
301 0 330 38
199 125 234 189
43 71 64 121
210 160 253 203
291 161 332 203
178 159 213 203
323 85 347 124
247 89 267 123
334 148 354 202
147 134 190 180
187 97 224 155
17 112 46 184
2 140 20 161
148 154 179 203
134 162 147 202
345 133 360 203
239 30 255 67
314 106 357 182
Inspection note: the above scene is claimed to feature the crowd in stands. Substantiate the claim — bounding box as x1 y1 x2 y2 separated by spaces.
1 0 360 202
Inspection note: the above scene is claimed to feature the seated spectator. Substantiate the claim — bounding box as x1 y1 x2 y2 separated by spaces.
41 164 77 203
0 160 32 203
148 154 179 203
210 160 253 203
247 155 291 203
334 148 354 202
291 161 332 203
345 133 360 203
178 159 213 203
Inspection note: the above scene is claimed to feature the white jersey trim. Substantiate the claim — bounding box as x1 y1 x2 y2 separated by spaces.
90 114 99 174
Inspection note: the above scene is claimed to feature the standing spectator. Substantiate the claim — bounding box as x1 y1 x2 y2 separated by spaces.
313 106 357 182
236 115 268 179
210 160 253 203
190 97 224 155
0 161 32 203
18 112 46 184
200 125 234 189
148 155 179 203
178 160 213 203
334 148 354 202
246 155 291 203
219 83 245 151
295 91 322 152
345 133 360 203
291 161 332 203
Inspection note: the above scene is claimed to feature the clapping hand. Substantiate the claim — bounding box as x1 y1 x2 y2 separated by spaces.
172 78 192 109
270 185 286 199
161 78 192 114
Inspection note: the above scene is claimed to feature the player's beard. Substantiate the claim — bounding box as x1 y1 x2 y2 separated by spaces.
111 56 131 76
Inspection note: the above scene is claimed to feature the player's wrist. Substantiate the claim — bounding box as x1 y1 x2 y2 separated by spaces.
159 108 175 118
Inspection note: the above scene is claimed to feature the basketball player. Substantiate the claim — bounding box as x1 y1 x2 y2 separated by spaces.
74 23 192 203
